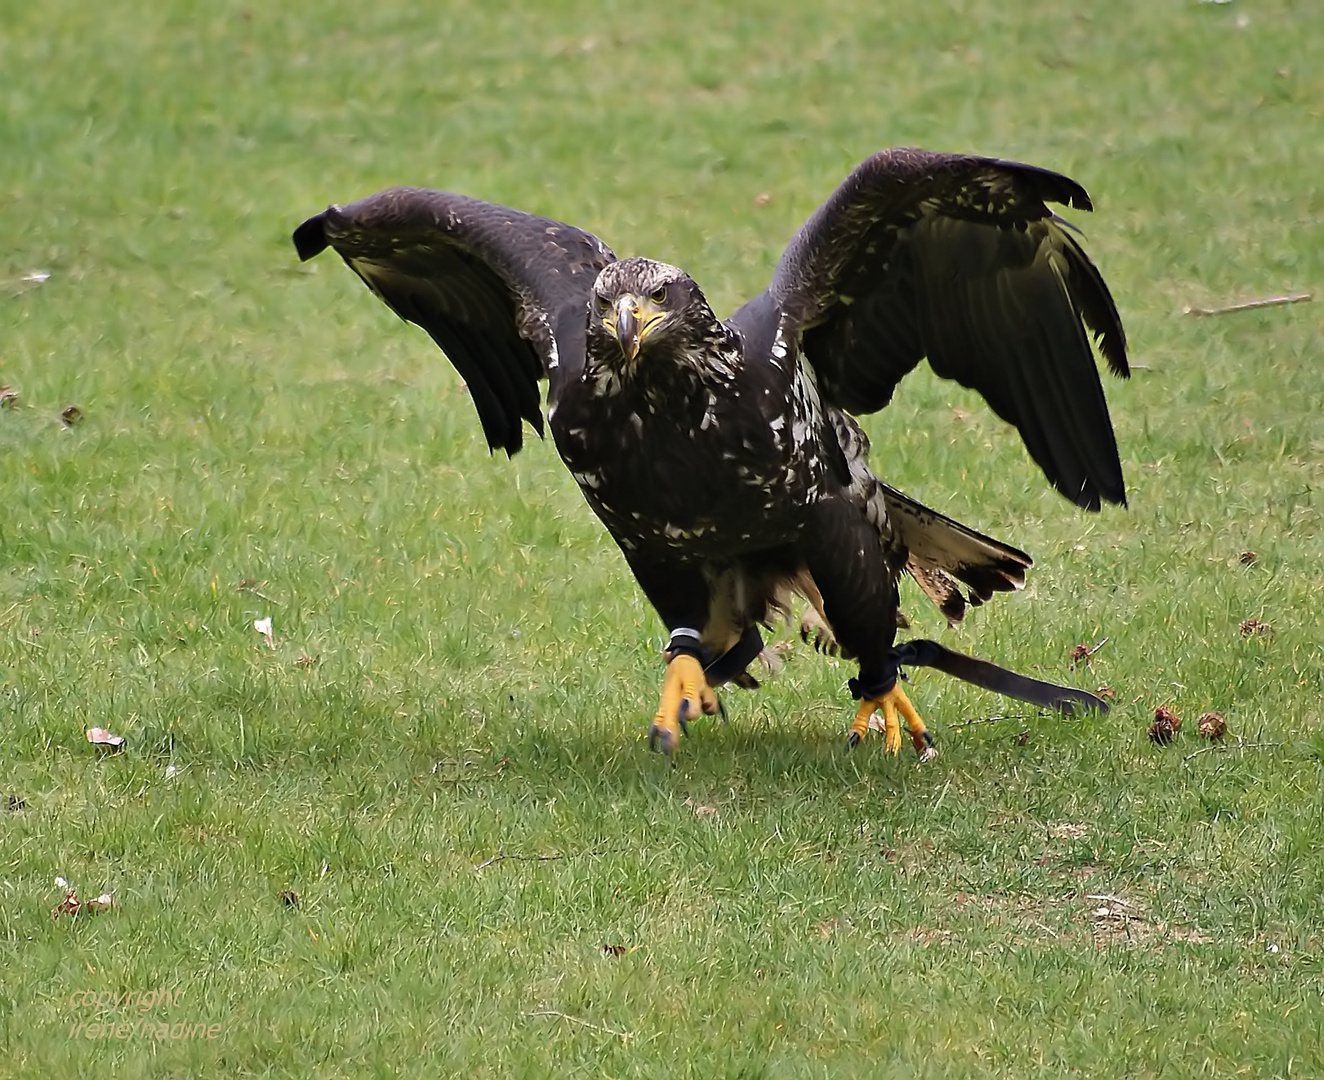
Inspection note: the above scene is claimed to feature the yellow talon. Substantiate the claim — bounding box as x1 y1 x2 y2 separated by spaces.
847 683 937 761
650 653 718 755
882 692 904 754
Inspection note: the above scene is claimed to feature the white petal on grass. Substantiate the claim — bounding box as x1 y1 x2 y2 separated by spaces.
2 270 50 295
254 616 274 648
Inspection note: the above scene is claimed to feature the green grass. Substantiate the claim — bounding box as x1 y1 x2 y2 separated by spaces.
2 0 1322 1075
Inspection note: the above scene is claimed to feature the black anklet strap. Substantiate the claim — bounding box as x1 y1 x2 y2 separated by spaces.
847 654 900 701
666 628 703 661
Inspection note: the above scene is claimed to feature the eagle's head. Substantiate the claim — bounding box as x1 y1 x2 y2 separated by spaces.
585 257 727 382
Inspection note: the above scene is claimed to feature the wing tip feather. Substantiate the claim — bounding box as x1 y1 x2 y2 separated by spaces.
1065 477 1128 513
293 211 331 261
1063 186 1093 213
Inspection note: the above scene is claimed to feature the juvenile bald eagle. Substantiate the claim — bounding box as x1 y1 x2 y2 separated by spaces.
293 148 1127 758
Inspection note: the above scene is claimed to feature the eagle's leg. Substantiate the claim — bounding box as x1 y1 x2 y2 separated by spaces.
848 682 937 759
651 652 719 754
803 496 938 761
624 555 720 755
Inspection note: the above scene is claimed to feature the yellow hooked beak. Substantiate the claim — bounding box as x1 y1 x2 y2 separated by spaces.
605 294 666 362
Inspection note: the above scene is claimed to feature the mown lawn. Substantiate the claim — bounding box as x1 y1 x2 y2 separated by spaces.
2 0 1321 1076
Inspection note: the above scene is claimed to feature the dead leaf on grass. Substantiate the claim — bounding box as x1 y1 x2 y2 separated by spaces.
1148 706 1181 746
1069 638 1108 668
52 891 81 920
1092 904 1135 922
683 797 719 819
813 918 842 942
1197 711 1228 741
1239 617 1271 637
86 726 126 754
51 878 114 920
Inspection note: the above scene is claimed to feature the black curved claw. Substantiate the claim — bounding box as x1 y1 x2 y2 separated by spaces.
846 730 862 751
648 723 679 756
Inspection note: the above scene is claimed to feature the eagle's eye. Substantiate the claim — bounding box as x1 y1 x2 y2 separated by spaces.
649 285 668 306
593 292 611 314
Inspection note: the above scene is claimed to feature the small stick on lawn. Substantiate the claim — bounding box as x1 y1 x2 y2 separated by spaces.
1184 292 1311 317
473 851 564 871
474 846 613 871
523 1010 633 1040
1183 739 1285 762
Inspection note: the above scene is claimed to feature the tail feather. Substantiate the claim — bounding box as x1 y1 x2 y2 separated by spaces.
879 482 1032 625
828 410 1031 625
906 564 970 624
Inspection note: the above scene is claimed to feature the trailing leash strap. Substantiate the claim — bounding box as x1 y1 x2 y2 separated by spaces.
893 639 1109 715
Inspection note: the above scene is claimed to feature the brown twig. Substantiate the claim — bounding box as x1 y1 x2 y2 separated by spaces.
1183 739 1284 762
473 851 564 871
960 714 1024 727
475 844 614 870
1183 292 1311 317
523 1009 634 1039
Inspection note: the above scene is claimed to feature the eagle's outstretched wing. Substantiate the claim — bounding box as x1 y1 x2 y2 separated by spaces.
737 149 1128 510
294 188 616 455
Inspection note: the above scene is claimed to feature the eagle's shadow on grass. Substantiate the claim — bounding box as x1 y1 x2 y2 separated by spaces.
473 709 1074 799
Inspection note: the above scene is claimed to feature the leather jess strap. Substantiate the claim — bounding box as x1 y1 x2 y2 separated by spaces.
893 639 1110 715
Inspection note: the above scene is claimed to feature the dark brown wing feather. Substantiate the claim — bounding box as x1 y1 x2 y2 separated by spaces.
293 188 615 455
740 148 1128 510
